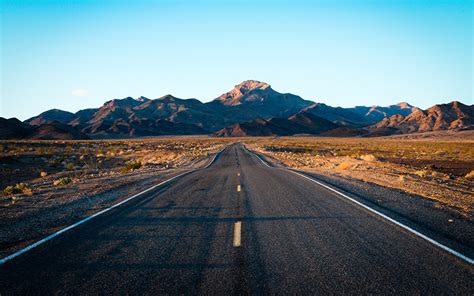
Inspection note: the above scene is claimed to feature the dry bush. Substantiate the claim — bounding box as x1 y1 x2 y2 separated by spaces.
65 163 75 171
360 154 377 162
121 159 142 173
40 171 48 177
415 170 429 178
3 186 15 195
338 162 351 170
3 183 33 196
53 177 72 186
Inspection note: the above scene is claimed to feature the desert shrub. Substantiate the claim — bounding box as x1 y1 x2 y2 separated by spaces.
36 146 47 155
40 171 48 177
398 175 405 182
360 154 377 162
82 154 98 170
3 186 15 195
53 177 72 186
121 159 142 173
15 183 32 195
465 170 474 179
415 170 429 178
65 162 75 171
338 162 351 170
4 183 32 195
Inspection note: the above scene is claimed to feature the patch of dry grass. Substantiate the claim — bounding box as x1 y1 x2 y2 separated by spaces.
360 154 377 162
338 162 351 170
465 170 474 179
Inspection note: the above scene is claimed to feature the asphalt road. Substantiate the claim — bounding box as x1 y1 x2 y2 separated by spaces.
1 143 472 294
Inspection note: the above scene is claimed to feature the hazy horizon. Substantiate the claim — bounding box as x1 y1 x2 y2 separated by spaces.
1 0 472 120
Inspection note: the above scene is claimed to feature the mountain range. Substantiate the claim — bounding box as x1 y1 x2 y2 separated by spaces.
1 80 472 139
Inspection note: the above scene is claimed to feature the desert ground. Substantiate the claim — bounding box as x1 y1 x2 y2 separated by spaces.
1 133 473 258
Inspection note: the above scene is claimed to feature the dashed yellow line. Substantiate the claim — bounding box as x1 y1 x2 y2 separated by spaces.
237 185 241 192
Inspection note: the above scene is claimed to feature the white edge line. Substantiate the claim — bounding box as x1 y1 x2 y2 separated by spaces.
242 145 270 167
246 147 474 265
0 148 225 265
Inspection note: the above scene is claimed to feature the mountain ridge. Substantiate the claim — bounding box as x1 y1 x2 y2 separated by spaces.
4 80 472 139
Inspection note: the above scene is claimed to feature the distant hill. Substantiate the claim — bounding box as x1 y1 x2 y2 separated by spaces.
25 109 77 126
19 80 315 138
0 118 89 140
28 121 90 140
301 103 369 127
3 80 471 139
370 101 474 135
0 118 33 139
214 112 339 137
207 80 314 125
347 102 420 124
213 80 312 116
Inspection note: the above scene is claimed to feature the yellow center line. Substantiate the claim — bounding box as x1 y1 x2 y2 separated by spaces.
237 184 241 192
233 221 242 247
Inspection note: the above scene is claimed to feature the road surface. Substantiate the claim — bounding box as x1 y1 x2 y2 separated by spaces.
1 143 472 294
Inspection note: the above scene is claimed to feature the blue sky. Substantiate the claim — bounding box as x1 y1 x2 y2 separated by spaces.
1 0 472 120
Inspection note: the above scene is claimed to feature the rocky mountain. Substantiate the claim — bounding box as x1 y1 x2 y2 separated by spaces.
209 80 314 123
132 95 223 131
301 103 369 127
371 101 474 134
4 81 471 139
25 96 216 138
28 121 90 140
348 102 420 124
25 109 77 126
0 118 89 140
214 112 339 137
0 118 33 139
19 80 315 138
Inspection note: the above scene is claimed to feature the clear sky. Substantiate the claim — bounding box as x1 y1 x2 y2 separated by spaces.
1 0 472 120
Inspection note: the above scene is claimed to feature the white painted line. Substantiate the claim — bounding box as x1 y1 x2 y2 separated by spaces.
237 184 241 192
233 221 242 247
0 148 225 265
246 147 474 265
242 145 271 167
